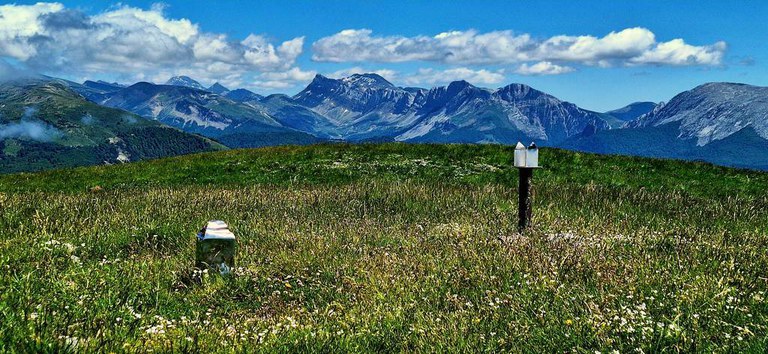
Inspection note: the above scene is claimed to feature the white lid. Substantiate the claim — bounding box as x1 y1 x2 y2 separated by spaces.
206 220 228 230
204 228 236 240
201 220 235 240
515 142 525 150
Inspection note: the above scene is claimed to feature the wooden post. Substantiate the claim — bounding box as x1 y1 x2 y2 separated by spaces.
517 167 534 232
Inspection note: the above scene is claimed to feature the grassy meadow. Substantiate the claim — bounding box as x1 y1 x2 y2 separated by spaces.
0 143 767 352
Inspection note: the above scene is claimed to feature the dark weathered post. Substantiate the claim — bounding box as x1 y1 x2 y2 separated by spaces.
517 166 534 232
514 142 539 233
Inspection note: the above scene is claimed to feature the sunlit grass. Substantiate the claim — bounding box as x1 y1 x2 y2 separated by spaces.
0 143 766 352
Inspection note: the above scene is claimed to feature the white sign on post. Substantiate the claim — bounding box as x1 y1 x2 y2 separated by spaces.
514 141 539 168
526 142 538 168
514 142 527 167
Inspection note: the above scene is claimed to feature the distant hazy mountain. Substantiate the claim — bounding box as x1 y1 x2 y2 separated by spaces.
293 74 421 141
400 81 611 144
293 73 610 144
224 88 264 104
627 83 768 144
0 79 224 173
606 102 658 121
83 80 126 93
562 83 768 170
72 73 612 146
70 80 129 103
95 82 320 148
165 76 207 90
258 94 341 139
208 82 229 95
602 101 658 128
56 72 768 170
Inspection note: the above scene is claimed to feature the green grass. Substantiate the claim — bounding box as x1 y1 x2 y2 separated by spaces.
0 143 766 352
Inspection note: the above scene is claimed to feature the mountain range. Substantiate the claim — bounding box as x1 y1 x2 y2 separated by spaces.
92 82 321 148
0 78 224 173
562 82 768 170
290 74 616 145
86 73 615 146
1 73 766 172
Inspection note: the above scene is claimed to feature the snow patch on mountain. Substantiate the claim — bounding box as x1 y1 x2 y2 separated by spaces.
149 99 163 118
628 82 768 146
170 105 230 130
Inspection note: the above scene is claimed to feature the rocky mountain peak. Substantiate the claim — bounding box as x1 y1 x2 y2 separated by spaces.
165 76 206 90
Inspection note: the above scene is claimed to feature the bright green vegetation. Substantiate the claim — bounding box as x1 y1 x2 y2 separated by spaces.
0 143 766 352
0 80 225 173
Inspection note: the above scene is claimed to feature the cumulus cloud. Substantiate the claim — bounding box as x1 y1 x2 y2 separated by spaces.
312 28 726 68
253 67 318 89
260 67 317 81
327 67 398 81
0 2 305 85
514 61 575 76
628 39 726 66
402 68 506 86
0 2 731 92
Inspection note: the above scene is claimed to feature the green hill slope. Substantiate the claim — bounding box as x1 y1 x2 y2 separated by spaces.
0 144 766 352
0 79 226 173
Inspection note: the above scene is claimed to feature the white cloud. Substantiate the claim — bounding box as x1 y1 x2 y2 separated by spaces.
250 79 298 90
0 2 305 84
321 67 504 87
0 2 731 93
0 2 63 60
327 67 398 81
629 39 727 66
253 67 318 90
95 3 199 44
402 68 506 86
277 37 305 59
260 67 317 81
535 28 655 64
514 61 575 76
312 27 727 67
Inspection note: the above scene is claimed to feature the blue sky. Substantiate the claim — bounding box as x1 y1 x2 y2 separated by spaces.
1 1 766 111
